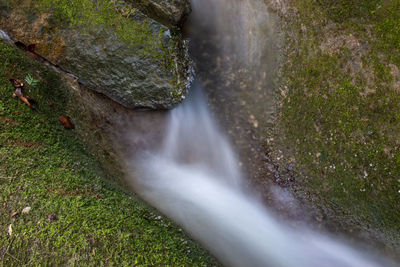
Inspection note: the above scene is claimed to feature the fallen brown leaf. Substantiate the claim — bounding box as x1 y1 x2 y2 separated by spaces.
9 79 36 109
11 212 19 218
9 78 23 88
58 115 75 129
105 254 113 266
8 224 12 236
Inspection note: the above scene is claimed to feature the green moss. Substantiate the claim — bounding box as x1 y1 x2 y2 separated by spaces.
310 0 378 22
11 0 171 62
275 0 400 253
374 2 400 65
0 40 216 265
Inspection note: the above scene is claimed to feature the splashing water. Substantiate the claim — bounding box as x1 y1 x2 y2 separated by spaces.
160 85 242 188
128 0 392 266
133 82 385 267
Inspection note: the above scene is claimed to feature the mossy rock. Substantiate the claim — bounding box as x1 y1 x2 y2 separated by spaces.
0 0 191 109
126 0 191 27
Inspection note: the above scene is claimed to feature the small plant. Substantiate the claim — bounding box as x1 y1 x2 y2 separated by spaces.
25 74 39 88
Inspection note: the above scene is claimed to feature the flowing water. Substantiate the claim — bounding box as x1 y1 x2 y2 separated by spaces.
128 0 392 266
0 29 12 43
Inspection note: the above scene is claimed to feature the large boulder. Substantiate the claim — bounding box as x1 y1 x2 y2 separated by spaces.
127 0 191 27
0 0 191 109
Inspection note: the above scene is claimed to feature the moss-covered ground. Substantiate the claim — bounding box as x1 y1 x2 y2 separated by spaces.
0 40 216 265
273 0 400 254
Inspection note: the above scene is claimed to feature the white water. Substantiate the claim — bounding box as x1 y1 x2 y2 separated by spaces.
133 83 384 267
0 29 12 43
128 0 391 266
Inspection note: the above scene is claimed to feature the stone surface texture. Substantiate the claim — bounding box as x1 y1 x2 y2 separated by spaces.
0 0 192 109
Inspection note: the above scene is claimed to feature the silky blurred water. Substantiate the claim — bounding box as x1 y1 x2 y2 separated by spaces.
128 0 391 266
133 81 385 267
0 29 12 43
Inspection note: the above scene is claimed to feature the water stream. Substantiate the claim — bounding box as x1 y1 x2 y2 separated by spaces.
128 0 391 266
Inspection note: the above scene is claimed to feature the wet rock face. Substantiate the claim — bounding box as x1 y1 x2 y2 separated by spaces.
0 1 191 109
55 26 187 110
127 0 191 27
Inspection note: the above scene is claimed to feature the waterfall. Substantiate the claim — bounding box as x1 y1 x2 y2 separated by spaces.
127 0 392 266
0 30 12 44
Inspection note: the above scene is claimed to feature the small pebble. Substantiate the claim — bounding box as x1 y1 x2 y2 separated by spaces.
22 207 31 214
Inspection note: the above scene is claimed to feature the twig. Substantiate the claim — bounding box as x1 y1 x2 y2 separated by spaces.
5 251 22 264
1 236 15 264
